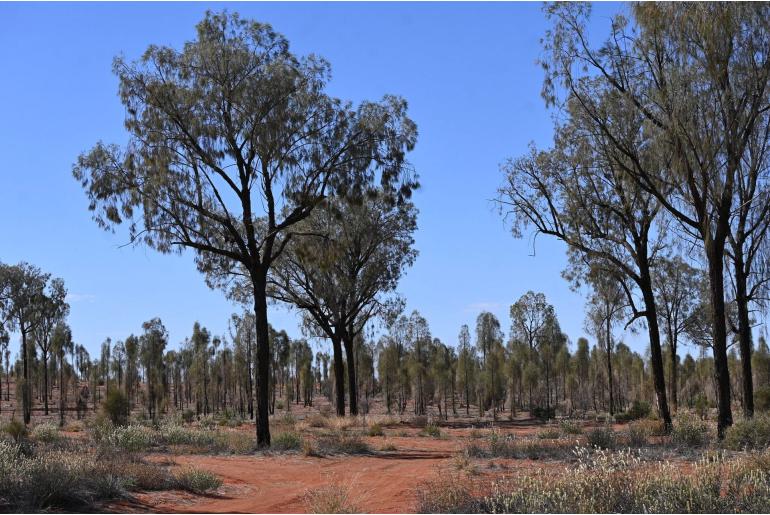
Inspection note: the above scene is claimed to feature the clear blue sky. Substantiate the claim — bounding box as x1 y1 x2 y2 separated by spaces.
1 2 647 359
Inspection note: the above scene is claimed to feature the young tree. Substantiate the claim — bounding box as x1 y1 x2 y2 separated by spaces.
585 275 626 416
269 194 417 415
457 324 476 415
32 278 68 416
0 262 65 424
140 318 168 420
654 256 702 412
51 323 73 426
73 11 417 446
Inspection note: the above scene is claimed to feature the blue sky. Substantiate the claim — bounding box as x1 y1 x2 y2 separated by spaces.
0 2 650 359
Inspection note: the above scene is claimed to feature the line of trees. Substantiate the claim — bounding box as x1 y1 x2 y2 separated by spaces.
3 256 770 431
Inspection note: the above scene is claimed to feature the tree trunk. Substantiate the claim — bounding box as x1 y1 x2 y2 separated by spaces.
331 334 345 416
21 330 30 424
639 266 672 430
252 278 272 447
606 314 614 416
706 241 733 438
734 257 754 418
43 354 49 415
59 349 66 427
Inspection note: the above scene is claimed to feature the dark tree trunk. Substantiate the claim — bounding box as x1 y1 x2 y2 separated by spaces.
43 354 49 415
706 241 733 438
59 349 66 427
331 334 345 416
606 314 614 416
639 265 672 430
343 336 358 416
253 278 272 447
734 257 754 418
21 331 30 424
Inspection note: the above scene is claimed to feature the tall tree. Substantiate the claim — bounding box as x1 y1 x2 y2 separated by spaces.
73 11 417 446
542 2 770 437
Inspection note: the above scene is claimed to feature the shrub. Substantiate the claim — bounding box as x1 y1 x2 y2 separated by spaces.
103 424 156 452
724 415 770 450
103 389 130 426
756 386 770 413
31 422 60 443
303 481 361 514
173 466 222 494
532 406 555 420
316 432 370 455
694 393 709 419
199 416 217 430
123 460 172 490
367 423 384 437
380 442 397 452
537 427 561 439
3 418 27 443
182 409 195 424
420 424 441 438
271 431 303 452
626 422 649 447
278 413 296 426
587 426 615 449
671 413 710 448
222 431 255 454
416 474 478 513
160 423 216 447
627 400 651 420
307 413 330 428
411 415 428 428
480 449 770 513
559 420 583 435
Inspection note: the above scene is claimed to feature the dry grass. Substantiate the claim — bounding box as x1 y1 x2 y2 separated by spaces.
303 475 362 514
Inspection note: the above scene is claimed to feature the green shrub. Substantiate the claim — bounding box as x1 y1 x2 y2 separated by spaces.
31 422 60 443
199 416 217 430
537 427 561 439
307 413 330 428
724 415 770 450
532 406 555 420
316 432 370 455
671 413 710 448
626 422 649 447
559 420 583 435
173 466 222 494
367 423 384 437
103 424 156 452
416 474 477 513
271 431 303 451
103 389 130 426
420 424 441 438
587 426 615 449
694 393 709 419
3 418 27 443
756 386 770 412
182 409 195 424
626 400 651 421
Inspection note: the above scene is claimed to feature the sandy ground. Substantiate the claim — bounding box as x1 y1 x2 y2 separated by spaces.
106 417 576 514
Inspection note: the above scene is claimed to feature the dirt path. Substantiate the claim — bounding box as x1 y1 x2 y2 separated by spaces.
120 448 452 513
